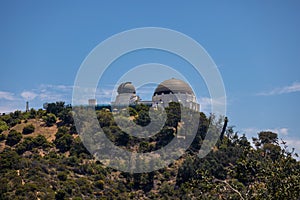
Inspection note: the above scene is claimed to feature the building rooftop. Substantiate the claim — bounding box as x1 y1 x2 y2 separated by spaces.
117 82 136 94
153 78 194 96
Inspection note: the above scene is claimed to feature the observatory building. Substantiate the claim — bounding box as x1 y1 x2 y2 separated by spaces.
111 78 200 111
113 82 139 106
152 78 200 111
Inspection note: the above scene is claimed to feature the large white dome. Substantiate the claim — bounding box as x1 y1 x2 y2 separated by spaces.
153 78 194 96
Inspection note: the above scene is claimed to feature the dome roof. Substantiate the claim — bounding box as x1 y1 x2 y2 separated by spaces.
153 78 194 96
117 82 136 94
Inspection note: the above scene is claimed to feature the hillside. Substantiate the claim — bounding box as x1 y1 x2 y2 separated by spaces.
0 102 299 199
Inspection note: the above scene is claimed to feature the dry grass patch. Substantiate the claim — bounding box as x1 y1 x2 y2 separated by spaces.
2 119 58 142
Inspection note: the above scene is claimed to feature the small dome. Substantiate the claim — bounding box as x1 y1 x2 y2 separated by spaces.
153 78 194 96
117 82 136 94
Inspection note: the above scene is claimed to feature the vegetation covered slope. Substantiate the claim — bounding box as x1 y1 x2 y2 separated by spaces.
0 102 299 199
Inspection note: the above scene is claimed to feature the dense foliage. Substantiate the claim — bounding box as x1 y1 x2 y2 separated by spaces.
0 102 299 199
22 124 35 135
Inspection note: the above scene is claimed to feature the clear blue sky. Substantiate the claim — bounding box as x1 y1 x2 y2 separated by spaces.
1 1 300 152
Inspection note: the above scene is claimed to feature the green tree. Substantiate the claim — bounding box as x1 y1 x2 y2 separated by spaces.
254 131 281 160
258 131 278 145
46 101 65 115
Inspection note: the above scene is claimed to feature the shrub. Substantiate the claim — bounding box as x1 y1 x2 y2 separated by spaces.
70 137 90 157
54 134 73 152
0 149 21 172
128 107 137 116
29 108 37 119
5 130 22 146
94 180 104 189
57 172 68 181
15 135 49 154
0 134 6 142
56 126 69 139
55 190 66 200
22 124 35 134
43 113 57 126
134 110 151 127
33 135 49 148
0 120 9 133
15 137 34 154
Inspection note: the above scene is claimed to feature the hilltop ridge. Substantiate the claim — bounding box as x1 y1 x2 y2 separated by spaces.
0 102 299 199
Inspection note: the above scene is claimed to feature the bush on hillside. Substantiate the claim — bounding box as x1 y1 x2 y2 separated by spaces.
5 130 22 146
22 124 35 134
